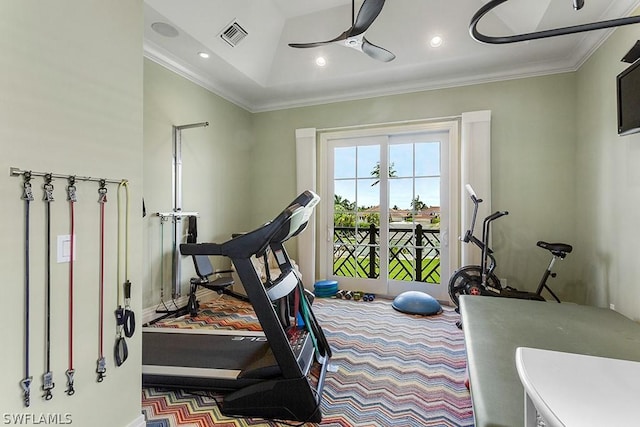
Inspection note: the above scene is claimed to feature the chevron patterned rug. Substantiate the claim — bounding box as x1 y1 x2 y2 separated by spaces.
142 296 474 426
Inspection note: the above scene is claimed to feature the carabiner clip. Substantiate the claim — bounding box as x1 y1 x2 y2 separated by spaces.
65 369 75 396
67 176 77 203
43 174 55 203
22 180 34 202
98 180 108 204
96 357 106 383
42 371 54 400
20 377 32 407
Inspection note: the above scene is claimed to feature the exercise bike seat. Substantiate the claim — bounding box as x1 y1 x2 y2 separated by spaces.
536 241 573 258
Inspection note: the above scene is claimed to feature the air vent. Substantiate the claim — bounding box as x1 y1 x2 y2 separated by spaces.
220 21 248 47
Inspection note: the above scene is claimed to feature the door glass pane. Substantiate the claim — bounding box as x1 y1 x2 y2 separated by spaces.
326 129 449 300
334 179 356 214
389 144 413 178
388 140 441 284
333 144 380 281
415 142 440 177
388 178 413 215
334 146 355 179
388 245 415 281
357 145 380 179
356 179 379 214
415 177 440 214
333 244 355 278
354 245 379 279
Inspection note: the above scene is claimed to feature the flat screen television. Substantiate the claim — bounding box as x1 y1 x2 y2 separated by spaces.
617 59 640 136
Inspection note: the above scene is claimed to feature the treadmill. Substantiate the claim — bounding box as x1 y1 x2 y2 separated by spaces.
142 190 332 422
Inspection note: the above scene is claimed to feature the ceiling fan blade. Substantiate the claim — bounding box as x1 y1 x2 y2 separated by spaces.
349 0 386 36
289 30 349 49
361 37 395 62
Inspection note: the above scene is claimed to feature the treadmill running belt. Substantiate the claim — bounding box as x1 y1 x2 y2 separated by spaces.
143 331 272 371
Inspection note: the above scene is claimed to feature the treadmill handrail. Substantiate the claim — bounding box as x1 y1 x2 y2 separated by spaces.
180 191 319 260
265 270 299 301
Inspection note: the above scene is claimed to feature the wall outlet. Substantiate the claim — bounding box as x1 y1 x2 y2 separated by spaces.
610 303 615 311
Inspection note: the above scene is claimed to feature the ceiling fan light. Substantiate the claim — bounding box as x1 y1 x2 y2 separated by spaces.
430 35 443 48
198 52 210 59
345 37 361 48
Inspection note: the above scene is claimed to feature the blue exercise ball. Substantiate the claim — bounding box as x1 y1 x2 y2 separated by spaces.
392 291 442 316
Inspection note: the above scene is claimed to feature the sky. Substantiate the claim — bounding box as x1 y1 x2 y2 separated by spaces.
333 138 441 210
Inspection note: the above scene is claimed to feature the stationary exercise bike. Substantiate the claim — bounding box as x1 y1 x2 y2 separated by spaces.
448 185 572 307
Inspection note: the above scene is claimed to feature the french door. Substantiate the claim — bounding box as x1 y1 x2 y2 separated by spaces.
320 122 458 300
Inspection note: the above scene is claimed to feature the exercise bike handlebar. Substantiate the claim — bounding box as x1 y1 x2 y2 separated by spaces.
485 210 509 222
465 184 482 203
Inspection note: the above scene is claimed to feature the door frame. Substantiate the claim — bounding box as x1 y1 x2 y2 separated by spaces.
318 120 459 298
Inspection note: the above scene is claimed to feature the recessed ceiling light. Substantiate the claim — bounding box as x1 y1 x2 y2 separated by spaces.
198 52 210 59
151 22 179 38
430 35 443 48
316 56 327 67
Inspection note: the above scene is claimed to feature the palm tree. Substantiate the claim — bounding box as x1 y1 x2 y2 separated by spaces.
334 194 355 211
411 195 426 212
370 161 397 186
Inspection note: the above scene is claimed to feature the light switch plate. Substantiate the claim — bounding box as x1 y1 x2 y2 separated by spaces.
57 234 76 263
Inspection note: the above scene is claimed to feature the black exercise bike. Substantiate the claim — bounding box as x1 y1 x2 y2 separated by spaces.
448 185 572 307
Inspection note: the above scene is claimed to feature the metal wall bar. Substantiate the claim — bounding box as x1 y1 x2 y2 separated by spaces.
155 211 199 219
10 167 125 185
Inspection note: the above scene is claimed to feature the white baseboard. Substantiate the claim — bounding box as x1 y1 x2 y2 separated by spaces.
127 414 146 427
142 288 218 324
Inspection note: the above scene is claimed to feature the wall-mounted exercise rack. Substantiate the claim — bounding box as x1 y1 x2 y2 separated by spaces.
154 211 199 299
165 121 209 299
155 211 199 219
10 166 130 406
10 167 126 185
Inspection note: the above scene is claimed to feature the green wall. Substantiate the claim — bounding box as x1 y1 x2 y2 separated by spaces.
575 17 640 319
251 74 578 300
0 1 144 425
143 60 254 308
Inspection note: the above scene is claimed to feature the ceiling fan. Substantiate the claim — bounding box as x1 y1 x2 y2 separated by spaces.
288 0 395 62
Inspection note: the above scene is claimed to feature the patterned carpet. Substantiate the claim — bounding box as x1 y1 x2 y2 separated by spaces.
149 297 262 331
142 295 474 426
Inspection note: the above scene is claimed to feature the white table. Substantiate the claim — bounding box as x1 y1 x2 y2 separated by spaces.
516 347 640 427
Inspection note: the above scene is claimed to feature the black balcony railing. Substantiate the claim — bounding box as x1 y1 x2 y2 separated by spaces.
333 224 441 283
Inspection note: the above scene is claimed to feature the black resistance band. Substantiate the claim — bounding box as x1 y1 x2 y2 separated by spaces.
42 174 55 400
96 181 107 382
21 172 34 407
65 177 77 396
